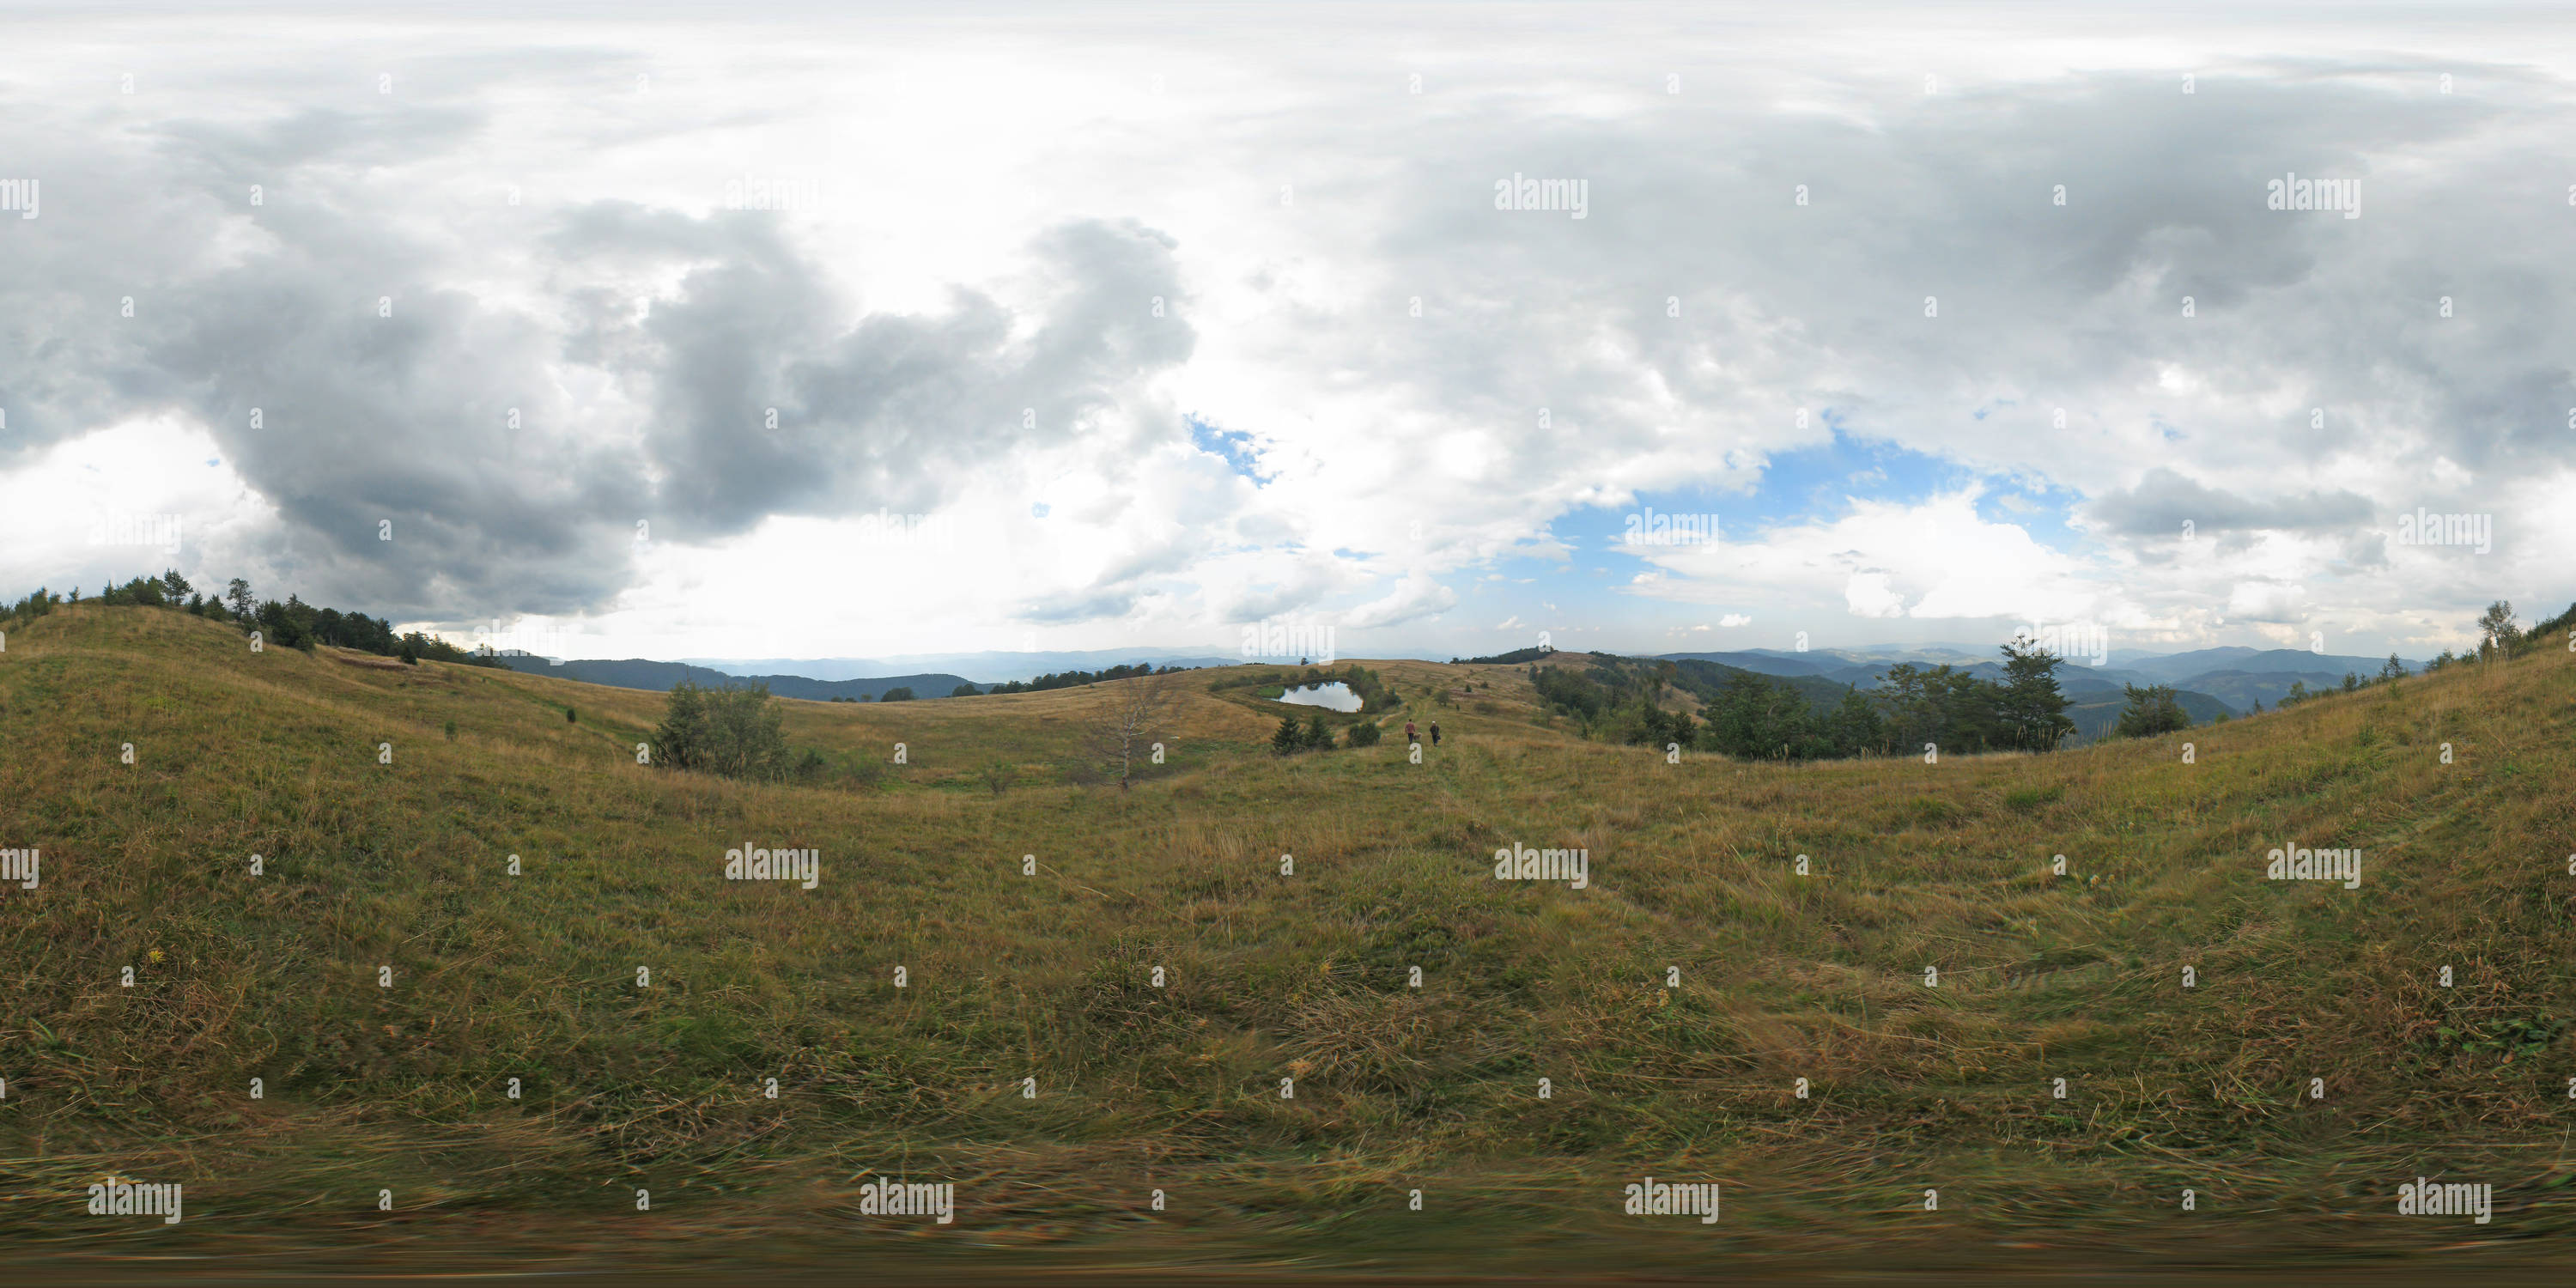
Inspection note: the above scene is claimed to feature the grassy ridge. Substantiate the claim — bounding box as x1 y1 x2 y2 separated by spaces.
3 605 2573 1275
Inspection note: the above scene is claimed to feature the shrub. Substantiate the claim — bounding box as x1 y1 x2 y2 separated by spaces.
653 681 790 780
879 686 915 702
2112 683 2190 738
1346 720 1382 748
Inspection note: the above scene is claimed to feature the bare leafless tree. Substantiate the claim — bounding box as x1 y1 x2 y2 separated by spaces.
1084 670 1179 789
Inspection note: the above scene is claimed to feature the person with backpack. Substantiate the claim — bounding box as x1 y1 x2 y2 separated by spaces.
1430 722 1442 747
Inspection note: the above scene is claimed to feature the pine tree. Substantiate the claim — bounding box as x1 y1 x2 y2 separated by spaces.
1996 640 2075 751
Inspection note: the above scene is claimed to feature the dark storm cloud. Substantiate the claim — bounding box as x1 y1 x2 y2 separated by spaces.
550 208 1193 544
1 88 1192 617
1353 66 2562 486
2085 466 2375 537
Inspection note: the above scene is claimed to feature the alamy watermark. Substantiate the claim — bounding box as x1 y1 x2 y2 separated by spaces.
2011 619 2108 666
472 618 575 665
1492 842 1588 889
2266 172 2359 219
86 511 183 555
1242 617 1335 664
1622 507 1719 546
1623 1177 1718 1224
858 1176 953 1224
723 174 823 211
0 847 37 890
725 843 818 890
2397 1177 2491 1224
2396 508 2491 555
87 1177 181 1224
1494 173 1588 219
2267 842 2361 889
0 178 34 219
852 507 956 550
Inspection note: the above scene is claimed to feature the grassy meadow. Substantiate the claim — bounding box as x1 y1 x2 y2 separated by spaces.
3 604 2574 1278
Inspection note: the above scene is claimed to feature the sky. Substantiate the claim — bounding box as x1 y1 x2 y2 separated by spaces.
2 2 2570 665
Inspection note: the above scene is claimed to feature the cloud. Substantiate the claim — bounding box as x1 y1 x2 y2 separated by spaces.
3 17 2570 660
1344 572 1458 629
2085 467 2375 538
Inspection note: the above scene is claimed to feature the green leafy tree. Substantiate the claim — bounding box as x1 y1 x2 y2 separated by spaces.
879 686 915 702
2476 599 2519 657
951 683 980 697
226 578 254 620
1345 720 1382 747
2379 653 2406 682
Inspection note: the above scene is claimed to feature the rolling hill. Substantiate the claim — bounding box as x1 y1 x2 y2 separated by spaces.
4 604 2573 1278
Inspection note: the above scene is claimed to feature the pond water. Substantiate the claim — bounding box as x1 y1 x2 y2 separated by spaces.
1276 681 1364 713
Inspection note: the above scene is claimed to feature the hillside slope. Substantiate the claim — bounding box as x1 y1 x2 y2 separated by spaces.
3 605 2573 1277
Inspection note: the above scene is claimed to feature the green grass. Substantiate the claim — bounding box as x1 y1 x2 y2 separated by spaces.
3 605 2573 1277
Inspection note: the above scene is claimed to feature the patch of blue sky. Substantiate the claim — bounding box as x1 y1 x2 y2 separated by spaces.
1187 413 1272 483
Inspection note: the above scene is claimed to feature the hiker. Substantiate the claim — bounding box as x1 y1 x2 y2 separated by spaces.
1430 722 1442 747
1405 720 1418 744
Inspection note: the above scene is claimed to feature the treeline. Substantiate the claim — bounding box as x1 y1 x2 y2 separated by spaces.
3 572 500 665
1534 598 2576 762
825 686 916 703
1531 643 2082 761
987 662 1195 695
1451 646 1554 665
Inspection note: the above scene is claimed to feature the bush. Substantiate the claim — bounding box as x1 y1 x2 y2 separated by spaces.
653 681 790 780
879 686 915 702
1346 720 1382 747
2112 683 2190 738
951 683 981 697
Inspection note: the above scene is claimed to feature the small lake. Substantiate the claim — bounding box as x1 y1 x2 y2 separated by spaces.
1276 681 1363 713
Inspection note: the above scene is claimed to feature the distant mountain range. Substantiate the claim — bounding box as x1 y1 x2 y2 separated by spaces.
678 648 1243 684
488 653 975 702
1657 645 2425 718
489 638 2421 721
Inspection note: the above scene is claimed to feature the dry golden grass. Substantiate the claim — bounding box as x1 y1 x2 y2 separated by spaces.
1 604 2573 1276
